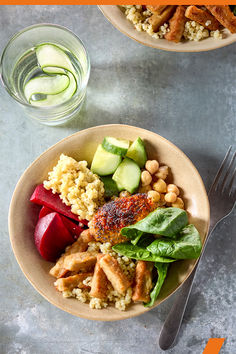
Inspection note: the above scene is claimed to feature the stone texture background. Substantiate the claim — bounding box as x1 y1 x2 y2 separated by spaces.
0 5 235 354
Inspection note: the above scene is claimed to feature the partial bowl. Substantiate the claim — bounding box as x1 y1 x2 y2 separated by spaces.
99 5 236 52
9 124 210 320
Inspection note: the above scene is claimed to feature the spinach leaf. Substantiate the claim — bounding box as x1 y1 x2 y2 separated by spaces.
144 262 169 307
147 224 202 259
121 207 188 240
112 241 175 263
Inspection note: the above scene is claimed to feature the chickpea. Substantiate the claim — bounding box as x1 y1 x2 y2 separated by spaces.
155 165 168 180
153 178 167 193
148 190 160 202
119 191 131 198
141 170 152 186
159 193 166 206
165 192 177 203
139 184 152 193
172 197 184 209
145 160 159 175
167 184 180 196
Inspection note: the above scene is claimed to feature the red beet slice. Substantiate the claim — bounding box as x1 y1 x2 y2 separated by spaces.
30 184 88 225
39 206 54 219
60 216 84 239
34 212 74 262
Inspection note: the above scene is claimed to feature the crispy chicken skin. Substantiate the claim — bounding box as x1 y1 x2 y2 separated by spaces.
148 6 176 32
89 194 156 245
54 273 93 292
99 254 131 294
90 254 109 299
206 5 236 33
146 5 168 15
132 261 153 302
63 252 97 272
165 6 187 43
49 230 94 278
185 6 220 31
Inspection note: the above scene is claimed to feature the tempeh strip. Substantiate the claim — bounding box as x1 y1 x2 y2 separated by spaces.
165 6 187 43
148 6 176 32
206 5 236 33
146 5 168 15
99 254 131 294
90 254 109 299
54 273 93 292
49 230 94 278
185 6 220 31
132 261 153 302
63 252 97 272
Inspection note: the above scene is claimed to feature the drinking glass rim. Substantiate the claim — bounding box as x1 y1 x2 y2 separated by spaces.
0 23 91 110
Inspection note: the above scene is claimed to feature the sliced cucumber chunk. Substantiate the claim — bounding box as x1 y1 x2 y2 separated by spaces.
36 44 75 75
102 137 130 156
112 157 141 194
30 71 77 107
91 144 122 176
100 176 119 198
24 74 69 102
126 137 147 168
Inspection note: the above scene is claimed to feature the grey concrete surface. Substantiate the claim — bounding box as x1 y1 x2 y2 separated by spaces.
0 5 235 354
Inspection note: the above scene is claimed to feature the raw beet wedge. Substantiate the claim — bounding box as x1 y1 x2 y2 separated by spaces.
34 212 74 262
39 206 54 219
39 206 84 239
60 216 84 239
30 184 88 225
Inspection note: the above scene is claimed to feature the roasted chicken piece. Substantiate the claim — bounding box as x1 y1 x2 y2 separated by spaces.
132 261 153 302
206 5 236 33
185 6 220 31
49 230 94 278
90 254 109 299
63 252 97 272
148 6 176 32
165 6 187 43
54 273 93 292
89 194 157 245
99 254 131 294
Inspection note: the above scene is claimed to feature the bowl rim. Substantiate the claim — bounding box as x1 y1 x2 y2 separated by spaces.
8 124 210 320
98 5 236 53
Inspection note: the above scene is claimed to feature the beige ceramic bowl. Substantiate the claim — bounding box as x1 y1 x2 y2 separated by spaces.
99 5 236 52
9 124 209 320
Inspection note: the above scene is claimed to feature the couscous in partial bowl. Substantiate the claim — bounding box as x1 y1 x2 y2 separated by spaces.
99 5 236 52
8 124 209 321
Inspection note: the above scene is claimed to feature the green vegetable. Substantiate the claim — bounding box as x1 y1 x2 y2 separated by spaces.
100 176 119 198
112 241 175 263
147 224 202 259
102 137 130 156
91 144 122 176
121 207 188 240
144 263 169 307
112 157 141 194
126 137 147 168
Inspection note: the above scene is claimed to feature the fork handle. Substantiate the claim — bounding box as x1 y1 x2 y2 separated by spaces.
159 223 216 350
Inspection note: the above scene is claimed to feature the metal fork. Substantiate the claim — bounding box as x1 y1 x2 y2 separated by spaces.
159 147 236 350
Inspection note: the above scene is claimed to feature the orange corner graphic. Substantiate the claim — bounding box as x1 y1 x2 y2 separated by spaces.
203 338 226 354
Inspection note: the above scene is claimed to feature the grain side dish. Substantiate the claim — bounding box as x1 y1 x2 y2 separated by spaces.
122 5 236 43
31 136 202 311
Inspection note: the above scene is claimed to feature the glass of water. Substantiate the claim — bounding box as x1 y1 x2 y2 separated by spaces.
0 24 90 125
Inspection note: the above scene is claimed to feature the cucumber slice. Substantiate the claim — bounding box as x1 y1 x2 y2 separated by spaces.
112 158 141 194
30 71 77 107
91 144 122 176
24 74 69 102
126 137 147 168
102 137 130 156
100 176 119 198
36 44 75 75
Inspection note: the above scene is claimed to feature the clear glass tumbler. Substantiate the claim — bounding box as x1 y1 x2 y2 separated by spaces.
0 24 90 125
